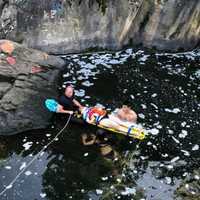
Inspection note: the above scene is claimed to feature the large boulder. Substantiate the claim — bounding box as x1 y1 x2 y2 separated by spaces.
0 0 199 53
0 40 65 135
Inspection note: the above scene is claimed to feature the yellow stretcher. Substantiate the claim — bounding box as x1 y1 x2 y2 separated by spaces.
74 113 146 140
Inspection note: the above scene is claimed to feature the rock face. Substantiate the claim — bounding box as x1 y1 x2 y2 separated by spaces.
0 0 199 54
0 40 65 135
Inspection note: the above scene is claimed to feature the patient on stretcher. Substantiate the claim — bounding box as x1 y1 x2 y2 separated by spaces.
80 105 138 134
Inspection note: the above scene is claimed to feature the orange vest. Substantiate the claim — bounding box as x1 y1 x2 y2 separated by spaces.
88 107 107 120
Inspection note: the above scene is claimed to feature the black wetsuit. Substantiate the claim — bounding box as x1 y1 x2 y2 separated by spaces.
58 94 83 124
58 94 77 111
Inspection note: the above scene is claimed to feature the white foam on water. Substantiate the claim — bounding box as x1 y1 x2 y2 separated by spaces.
63 73 70 78
147 142 152 146
165 177 172 184
185 54 195 60
170 156 180 163
148 128 159 135
183 172 188 177
75 89 85 97
84 153 88 157
73 58 80 62
194 69 200 79
185 184 189 189
165 108 181 114
117 178 122 183
153 145 158 150
156 125 162 129
121 187 136 196
22 142 33 151
151 93 157 98
151 103 158 109
138 113 145 119
101 176 108 181
81 189 85 193
161 153 168 158
136 50 144 55
5 166 12 170
109 59 120 64
40 193 47 198
181 150 190 156
178 130 188 138
167 165 173 169
92 58 106 65
168 129 174 134
82 81 94 87
71 55 78 58
192 144 199 151
139 54 150 62
25 171 32 176
96 189 103 195
125 48 133 54
141 104 147 109
194 175 200 180
172 136 180 144
141 156 149 160
84 63 96 69
181 122 187 127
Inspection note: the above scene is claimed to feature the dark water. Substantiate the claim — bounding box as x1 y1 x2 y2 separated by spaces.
0 49 199 200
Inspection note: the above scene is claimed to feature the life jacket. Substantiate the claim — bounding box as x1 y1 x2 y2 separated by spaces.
82 107 107 124
88 107 107 119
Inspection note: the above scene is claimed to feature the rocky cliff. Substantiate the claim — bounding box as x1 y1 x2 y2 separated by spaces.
0 40 65 135
0 0 199 54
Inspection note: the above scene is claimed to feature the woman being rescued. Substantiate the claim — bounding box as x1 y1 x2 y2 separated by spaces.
80 104 137 135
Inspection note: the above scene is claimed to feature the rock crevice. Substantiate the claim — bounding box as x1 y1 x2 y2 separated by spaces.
0 40 65 135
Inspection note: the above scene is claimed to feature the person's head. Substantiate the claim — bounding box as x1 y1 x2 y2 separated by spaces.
64 83 74 98
126 114 135 122
122 105 132 114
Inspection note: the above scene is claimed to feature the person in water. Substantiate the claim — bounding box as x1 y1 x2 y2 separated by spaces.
57 83 83 115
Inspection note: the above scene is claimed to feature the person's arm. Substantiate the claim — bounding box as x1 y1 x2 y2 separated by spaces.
57 104 73 115
73 99 83 109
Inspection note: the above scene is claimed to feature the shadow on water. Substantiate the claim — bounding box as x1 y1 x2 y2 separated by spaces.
0 48 199 199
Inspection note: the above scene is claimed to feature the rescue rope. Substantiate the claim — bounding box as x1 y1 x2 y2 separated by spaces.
0 114 72 196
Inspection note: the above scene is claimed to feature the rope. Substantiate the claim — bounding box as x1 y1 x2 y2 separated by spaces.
0 114 72 196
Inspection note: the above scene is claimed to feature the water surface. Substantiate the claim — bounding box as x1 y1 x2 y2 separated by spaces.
0 48 199 200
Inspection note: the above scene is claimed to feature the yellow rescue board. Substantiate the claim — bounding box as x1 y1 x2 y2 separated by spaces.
75 113 146 140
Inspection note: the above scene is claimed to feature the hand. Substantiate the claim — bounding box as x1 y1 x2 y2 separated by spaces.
68 111 74 115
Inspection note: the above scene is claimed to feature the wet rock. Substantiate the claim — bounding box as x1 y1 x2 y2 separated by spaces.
0 82 11 98
0 40 65 135
0 0 199 54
